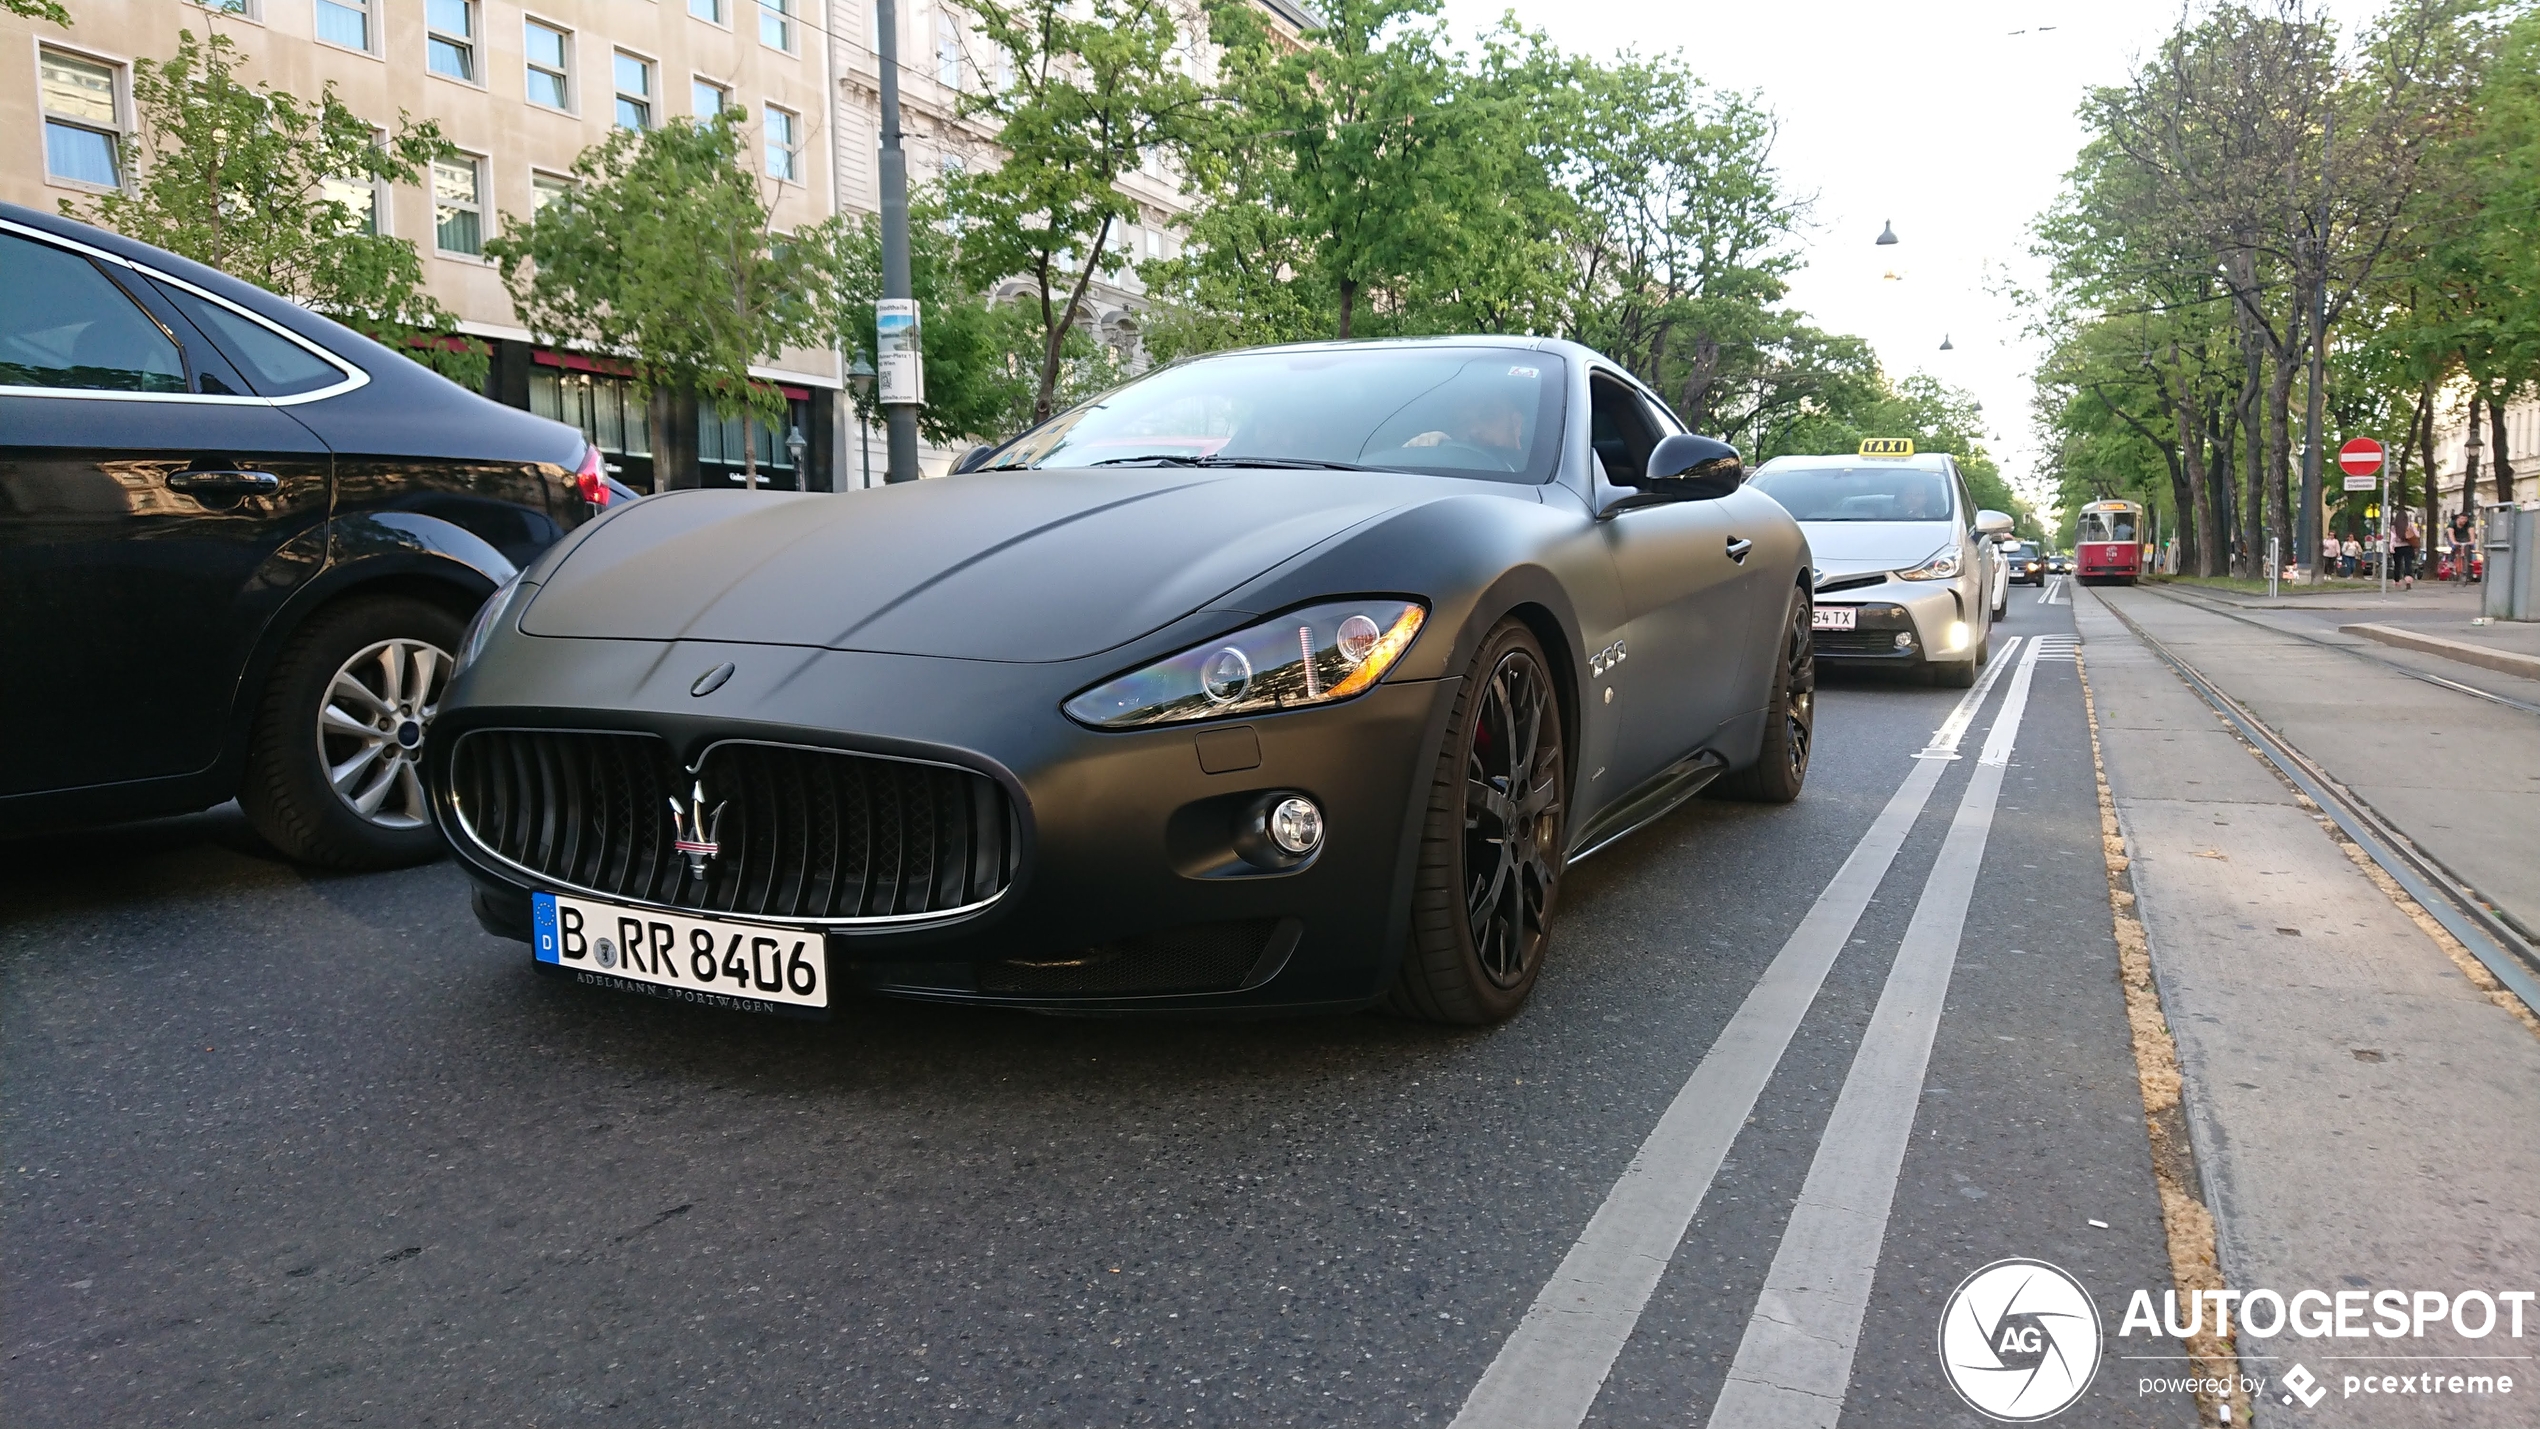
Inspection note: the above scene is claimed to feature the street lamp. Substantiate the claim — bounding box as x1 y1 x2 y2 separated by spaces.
848 358 874 490
1876 220 1899 245
1938 334 1954 351
786 425 806 489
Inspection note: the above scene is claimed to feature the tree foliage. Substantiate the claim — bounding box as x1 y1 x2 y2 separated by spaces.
65 29 483 387
488 113 843 480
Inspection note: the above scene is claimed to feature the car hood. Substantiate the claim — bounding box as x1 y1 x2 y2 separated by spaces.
519 469 1445 662
1799 520 1957 579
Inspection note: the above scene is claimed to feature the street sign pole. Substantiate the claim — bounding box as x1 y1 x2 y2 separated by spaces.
875 0 921 483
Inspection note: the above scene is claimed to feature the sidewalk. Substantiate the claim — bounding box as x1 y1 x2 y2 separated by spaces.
2104 585 2540 941
2076 590 2540 1428
2151 578 2540 674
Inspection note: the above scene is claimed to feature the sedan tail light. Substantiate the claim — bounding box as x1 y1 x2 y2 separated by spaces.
573 444 610 507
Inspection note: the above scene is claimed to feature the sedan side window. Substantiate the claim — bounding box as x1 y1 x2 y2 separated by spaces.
0 231 187 394
147 280 344 396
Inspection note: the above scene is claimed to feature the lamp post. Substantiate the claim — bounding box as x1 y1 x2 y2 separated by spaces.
848 359 874 490
875 0 921 483
786 425 806 490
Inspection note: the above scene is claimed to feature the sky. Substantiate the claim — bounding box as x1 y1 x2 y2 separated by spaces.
1434 0 2203 511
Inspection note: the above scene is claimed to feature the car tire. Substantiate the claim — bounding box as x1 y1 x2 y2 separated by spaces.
1930 646 1981 687
240 594 463 869
1387 619 1566 1026
1714 588 1814 804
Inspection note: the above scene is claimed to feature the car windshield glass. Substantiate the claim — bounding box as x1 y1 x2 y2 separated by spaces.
1748 464 1955 521
981 347 1567 484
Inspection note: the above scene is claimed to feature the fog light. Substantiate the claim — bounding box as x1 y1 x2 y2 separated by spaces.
1268 796 1324 855
1893 631 1916 650
1945 621 1969 652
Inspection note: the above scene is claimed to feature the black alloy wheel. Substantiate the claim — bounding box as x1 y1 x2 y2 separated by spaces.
1390 619 1567 1024
1715 588 1815 803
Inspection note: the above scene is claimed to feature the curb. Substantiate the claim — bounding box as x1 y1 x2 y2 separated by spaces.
2337 622 2540 680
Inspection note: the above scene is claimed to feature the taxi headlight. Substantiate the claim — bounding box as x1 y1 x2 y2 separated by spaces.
1063 599 1426 729
1896 548 1962 582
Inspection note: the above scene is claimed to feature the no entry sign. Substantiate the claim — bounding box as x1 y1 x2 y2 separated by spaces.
2339 437 2385 476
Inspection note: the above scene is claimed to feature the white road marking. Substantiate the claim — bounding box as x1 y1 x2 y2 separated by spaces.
2036 575 2066 605
1702 637 2049 1429
2032 634 2079 663
1448 639 2023 1429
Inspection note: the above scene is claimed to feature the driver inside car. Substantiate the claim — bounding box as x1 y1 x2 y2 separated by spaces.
1397 390 1529 469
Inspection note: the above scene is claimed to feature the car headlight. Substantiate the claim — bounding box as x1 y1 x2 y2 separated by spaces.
454 571 530 676
1063 599 1427 729
1896 548 1962 582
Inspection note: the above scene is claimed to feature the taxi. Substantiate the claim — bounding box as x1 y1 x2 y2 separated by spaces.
1747 439 2013 687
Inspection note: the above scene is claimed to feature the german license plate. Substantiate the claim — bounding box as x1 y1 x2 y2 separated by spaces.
533 892 828 1014
1812 606 1857 631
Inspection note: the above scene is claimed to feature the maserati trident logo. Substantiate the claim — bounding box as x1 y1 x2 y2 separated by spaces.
668 781 727 879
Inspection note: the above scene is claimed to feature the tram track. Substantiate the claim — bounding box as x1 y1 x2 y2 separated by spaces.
2095 594 2540 1011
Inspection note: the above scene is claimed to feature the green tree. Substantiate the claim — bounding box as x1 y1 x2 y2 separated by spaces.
946 0 1204 423
488 113 842 486
6 0 71 28
830 198 1120 447
65 29 482 386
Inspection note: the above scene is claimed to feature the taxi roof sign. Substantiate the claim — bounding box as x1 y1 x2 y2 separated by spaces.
1859 438 1914 457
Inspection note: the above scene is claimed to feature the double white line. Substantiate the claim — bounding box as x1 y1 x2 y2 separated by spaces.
1452 636 2045 1429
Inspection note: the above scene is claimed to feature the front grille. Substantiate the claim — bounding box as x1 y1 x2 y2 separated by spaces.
1814 602 1914 657
977 920 1278 996
449 730 1018 923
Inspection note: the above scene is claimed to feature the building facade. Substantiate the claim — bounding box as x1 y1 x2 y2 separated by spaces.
8 0 847 491
2426 394 2539 529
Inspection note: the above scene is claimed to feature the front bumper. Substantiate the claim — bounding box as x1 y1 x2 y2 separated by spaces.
429 634 1460 1015
1812 581 1971 664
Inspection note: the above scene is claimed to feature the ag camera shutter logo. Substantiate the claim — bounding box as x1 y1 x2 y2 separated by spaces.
1939 1259 2103 1421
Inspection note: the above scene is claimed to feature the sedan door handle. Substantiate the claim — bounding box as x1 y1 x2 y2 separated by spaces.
167 469 282 495
1725 536 1753 564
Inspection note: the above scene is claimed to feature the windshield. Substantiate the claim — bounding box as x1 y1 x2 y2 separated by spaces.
2080 510 2137 544
981 347 1567 483
2006 542 2038 560
1748 464 1955 522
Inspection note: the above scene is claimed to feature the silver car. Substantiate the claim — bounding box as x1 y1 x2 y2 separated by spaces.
1747 451 2013 686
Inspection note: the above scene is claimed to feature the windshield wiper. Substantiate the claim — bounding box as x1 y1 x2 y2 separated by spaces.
1083 454 1389 472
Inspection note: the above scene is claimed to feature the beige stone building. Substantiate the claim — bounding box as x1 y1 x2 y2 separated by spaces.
2427 394 2539 532
7 0 848 490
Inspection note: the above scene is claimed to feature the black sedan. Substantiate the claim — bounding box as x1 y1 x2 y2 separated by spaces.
0 204 600 867
431 339 1814 1024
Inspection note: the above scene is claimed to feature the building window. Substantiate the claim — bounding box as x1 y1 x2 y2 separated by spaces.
692 78 730 117
319 174 380 233
316 0 372 52
613 52 653 129
688 0 724 23
427 0 477 81
531 367 652 459
698 401 804 475
40 50 123 189
532 171 574 211
935 12 962 87
764 106 801 181
758 0 794 52
525 20 571 110
195 0 252 14
433 155 484 256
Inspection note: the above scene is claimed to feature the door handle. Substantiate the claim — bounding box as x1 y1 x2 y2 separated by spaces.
168 469 282 495
1725 536 1753 564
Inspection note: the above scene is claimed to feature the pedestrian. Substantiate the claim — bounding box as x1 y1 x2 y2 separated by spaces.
2322 531 2341 576
2393 510 2418 589
2341 533 2362 577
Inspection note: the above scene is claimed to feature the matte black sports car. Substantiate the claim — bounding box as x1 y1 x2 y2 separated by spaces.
430 338 1815 1024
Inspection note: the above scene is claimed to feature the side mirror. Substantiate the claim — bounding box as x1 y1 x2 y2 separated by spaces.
1975 509 2015 539
1643 433 1745 498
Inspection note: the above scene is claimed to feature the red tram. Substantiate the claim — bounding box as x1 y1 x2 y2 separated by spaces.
2076 500 2146 585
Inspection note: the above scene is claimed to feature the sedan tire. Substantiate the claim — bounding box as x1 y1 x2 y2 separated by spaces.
241 595 461 869
1389 619 1567 1025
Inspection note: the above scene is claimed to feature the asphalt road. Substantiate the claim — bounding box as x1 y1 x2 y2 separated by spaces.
3 586 2206 1427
